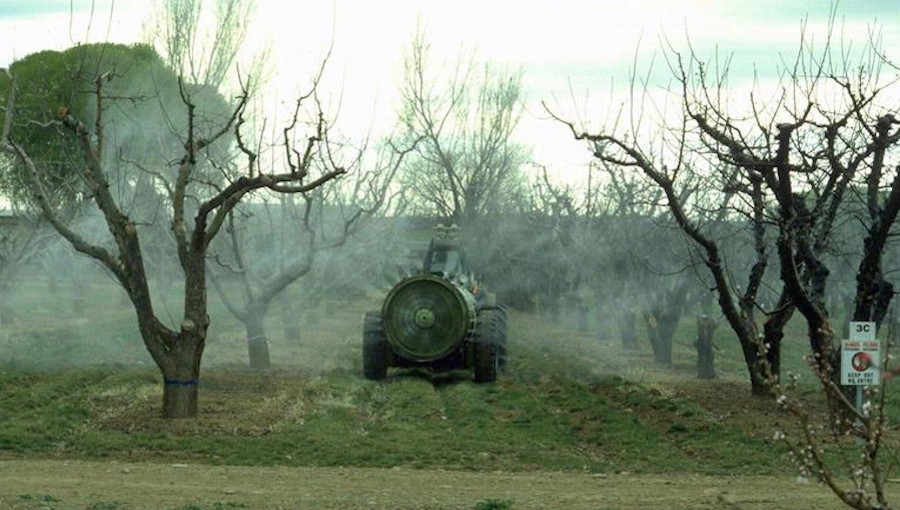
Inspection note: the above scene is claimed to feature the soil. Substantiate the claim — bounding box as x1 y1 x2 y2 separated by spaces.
1 307 893 509
1 378 887 510
0 458 874 509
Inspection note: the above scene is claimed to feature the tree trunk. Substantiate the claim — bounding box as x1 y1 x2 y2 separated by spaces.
576 303 589 334
642 312 665 364
696 314 717 379
656 310 680 366
745 353 772 396
760 302 793 386
162 375 200 418
853 218 896 330
279 291 301 341
813 327 858 430
617 309 638 350
72 273 87 314
728 318 774 397
159 331 205 419
643 309 675 366
0 281 14 326
545 295 561 324
246 306 272 370
645 281 690 366
155 246 209 419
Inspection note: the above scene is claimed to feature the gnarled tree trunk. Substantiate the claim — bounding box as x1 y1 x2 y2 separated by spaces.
0 280 14 326
696 314 717 379
245 304 272 370
279 290 301 341
159 330 205 418
617 308 639 350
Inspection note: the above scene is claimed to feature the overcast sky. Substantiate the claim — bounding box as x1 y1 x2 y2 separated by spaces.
1 0 897 180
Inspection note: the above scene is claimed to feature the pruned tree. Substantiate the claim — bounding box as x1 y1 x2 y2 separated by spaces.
585 162 664 350
554 13 900 509
208 135 417 369
676 26 900 409
546 45 788 394
0 43 344 418
398 28 529 227
519 169 581 321
144 0 260 91
538 160 708 364
0 210 54 326
680 34 900 510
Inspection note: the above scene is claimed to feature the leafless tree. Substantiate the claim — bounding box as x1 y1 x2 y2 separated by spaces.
144 0 261 91
548 99 778 392
553 14 900 508
1 51 344 417
539 160 709 364
0 211 54 326
398 29 528 226
208 135 417 369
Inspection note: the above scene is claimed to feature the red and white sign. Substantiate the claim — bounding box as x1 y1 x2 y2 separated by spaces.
841 321 880 386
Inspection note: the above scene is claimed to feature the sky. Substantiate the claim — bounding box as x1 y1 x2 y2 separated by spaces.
0 0 898 183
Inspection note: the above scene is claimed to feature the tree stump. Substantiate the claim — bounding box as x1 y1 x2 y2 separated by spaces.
696 314 718 379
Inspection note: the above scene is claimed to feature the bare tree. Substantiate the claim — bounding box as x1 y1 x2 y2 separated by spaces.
555 14 900 509
399 29 528 226
208 136 416 369
1 48 344 417
539 160 710 364
585 162 663 350
0 211 54 326
678 28 900 405
547 104 779 393
145 0 260 90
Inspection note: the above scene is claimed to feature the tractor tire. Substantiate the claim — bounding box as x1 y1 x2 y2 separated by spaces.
495 305 508 370
478 304 508 370
473 308 501 383
363 311 388 380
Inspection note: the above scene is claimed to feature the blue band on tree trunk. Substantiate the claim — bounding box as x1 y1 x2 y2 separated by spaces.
164 379 199 386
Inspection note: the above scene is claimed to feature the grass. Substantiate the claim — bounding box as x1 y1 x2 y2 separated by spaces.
165 504 247 510
472 500 514 510
0 275 897 481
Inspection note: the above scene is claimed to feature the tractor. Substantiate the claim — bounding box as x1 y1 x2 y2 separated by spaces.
362 224 507 382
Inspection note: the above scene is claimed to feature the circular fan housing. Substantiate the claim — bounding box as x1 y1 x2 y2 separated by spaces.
382 274 476 362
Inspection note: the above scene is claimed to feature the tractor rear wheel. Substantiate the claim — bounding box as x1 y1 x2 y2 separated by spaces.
473 308 501 383
495 305 508 369
363 311 388 380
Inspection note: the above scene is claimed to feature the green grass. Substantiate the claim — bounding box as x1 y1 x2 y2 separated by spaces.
472 500 514 510
88 502 126 510
165 504 247 510
0 333 793 476
0 275 895 479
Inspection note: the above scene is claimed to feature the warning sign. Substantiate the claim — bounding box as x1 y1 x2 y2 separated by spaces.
841 337 881 386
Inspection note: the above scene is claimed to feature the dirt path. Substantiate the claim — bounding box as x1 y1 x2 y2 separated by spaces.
0 459 875 509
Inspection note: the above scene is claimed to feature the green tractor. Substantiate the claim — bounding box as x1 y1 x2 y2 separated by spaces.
363 224 507 382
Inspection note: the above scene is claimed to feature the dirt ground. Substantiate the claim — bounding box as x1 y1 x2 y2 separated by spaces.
0 458 882 510
2 309 894 509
